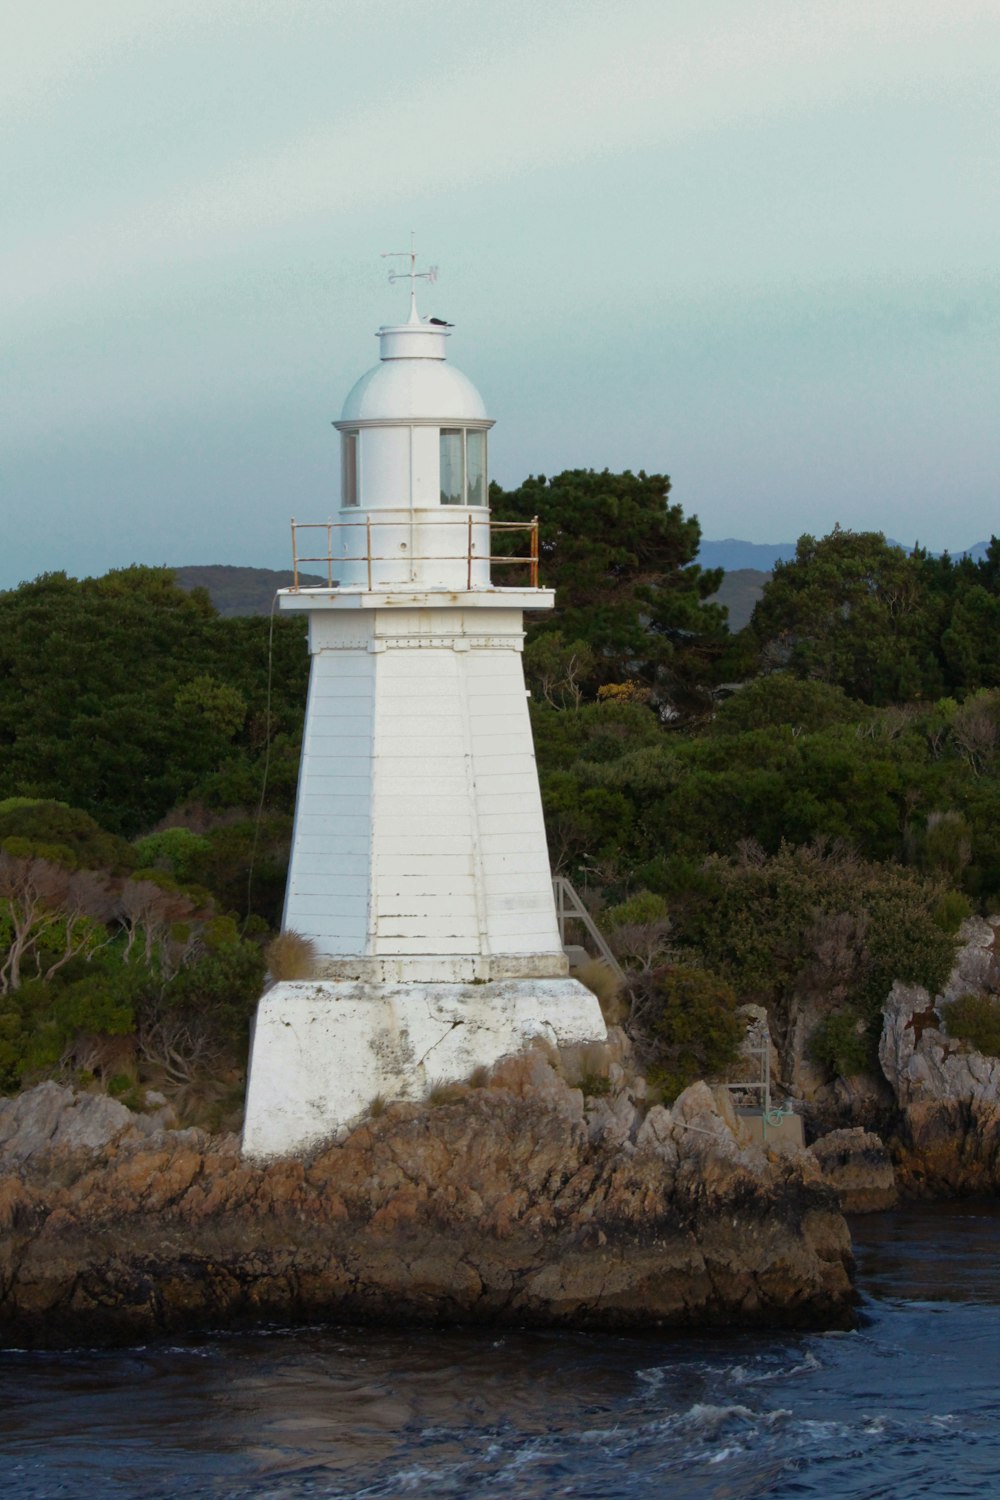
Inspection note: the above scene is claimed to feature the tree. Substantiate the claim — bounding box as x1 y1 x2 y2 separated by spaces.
0 800 135 873
116 876 201 975
491 470 729 712
0 567 308 837
523 633 595 709
0 850 114 994
750 528 944 704
940 587 1000 693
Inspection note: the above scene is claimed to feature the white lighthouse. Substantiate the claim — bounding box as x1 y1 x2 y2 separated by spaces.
242 254 606 1159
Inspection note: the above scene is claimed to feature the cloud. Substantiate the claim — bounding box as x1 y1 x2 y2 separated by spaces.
6 0 997 330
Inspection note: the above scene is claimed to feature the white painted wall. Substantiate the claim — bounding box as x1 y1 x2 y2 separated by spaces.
282 622 374 951
281 600 565 980
242 976 608 1160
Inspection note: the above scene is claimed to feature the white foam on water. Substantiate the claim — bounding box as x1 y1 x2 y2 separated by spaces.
707 1444 744 1464
683 1402 757 1429
578 1422 625 1447
796 1418 852 1439
359 1461 460 1495
729 1348 821 1385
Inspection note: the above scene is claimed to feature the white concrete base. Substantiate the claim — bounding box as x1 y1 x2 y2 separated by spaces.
241 977 607 1161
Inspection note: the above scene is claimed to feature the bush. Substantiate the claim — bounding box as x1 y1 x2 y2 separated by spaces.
604 890 671 973
933 890 973 934
943 992 1000 1057
132 828 212 885
680 842 959 1027
918 811 973 882
810 1007 873 1078
629 964 743 1103
0 801 135 873
709 674 860 736
166 938 265 1048
0 979 63 1091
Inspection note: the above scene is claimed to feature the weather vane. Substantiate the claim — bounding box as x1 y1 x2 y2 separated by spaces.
381 233 438 321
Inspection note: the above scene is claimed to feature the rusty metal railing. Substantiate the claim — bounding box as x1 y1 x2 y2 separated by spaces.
288 515 540 591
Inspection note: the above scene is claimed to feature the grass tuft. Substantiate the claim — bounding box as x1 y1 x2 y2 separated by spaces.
574 959 626 1024
266 929 320 981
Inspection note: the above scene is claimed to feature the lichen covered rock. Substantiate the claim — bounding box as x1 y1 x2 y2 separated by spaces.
0 1082 195 1168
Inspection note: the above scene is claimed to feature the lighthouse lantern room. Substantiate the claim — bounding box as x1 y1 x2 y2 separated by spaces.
242 253 607 1160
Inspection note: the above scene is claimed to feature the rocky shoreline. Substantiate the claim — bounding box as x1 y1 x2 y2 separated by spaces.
3 917 1000 1350
0 1047 854 1349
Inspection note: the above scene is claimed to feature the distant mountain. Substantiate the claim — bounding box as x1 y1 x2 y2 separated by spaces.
698 537 993 570
173 565 325 616
697 540 797 571
953 539 994 563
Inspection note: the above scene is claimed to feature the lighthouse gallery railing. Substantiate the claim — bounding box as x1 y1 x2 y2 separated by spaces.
288 515 540 591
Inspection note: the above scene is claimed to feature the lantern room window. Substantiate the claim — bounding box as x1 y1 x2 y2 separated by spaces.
466 430 486 507
440 430 463 506
440 428 487 506
341 430 359 506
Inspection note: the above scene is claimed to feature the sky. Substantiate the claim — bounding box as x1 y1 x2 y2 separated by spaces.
4 0 999 590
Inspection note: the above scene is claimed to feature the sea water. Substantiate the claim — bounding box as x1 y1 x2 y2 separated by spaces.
2 1201 999 1499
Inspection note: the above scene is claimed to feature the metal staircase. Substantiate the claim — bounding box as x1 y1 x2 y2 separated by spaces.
551 876 626 982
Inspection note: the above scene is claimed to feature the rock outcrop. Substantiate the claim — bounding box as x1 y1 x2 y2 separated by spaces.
807 1128 898 1213
0 1081 194 1166
878 918 1000 1196
0 1049 854 1348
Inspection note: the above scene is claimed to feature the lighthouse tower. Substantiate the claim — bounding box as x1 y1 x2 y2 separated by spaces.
242 255 606 1159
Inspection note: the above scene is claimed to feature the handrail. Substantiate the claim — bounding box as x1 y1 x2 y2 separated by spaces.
551 875 626 982
287 515 540 590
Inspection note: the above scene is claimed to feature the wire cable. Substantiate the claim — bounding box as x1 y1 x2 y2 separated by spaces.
243 591 279 929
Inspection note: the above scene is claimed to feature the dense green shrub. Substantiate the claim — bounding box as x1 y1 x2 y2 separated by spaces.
673 844 959 1054
709 674 861 736
942 993 1000 1057
629 964 743 1102
912 810 973 883
603 890 671 971
809 1007 873 1078
0 965 137 1093
0 801 136 873
933 890 973 934
166 937 266 1050
132 828 212 885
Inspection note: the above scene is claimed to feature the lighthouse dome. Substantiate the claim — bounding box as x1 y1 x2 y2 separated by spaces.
340 321 487 423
